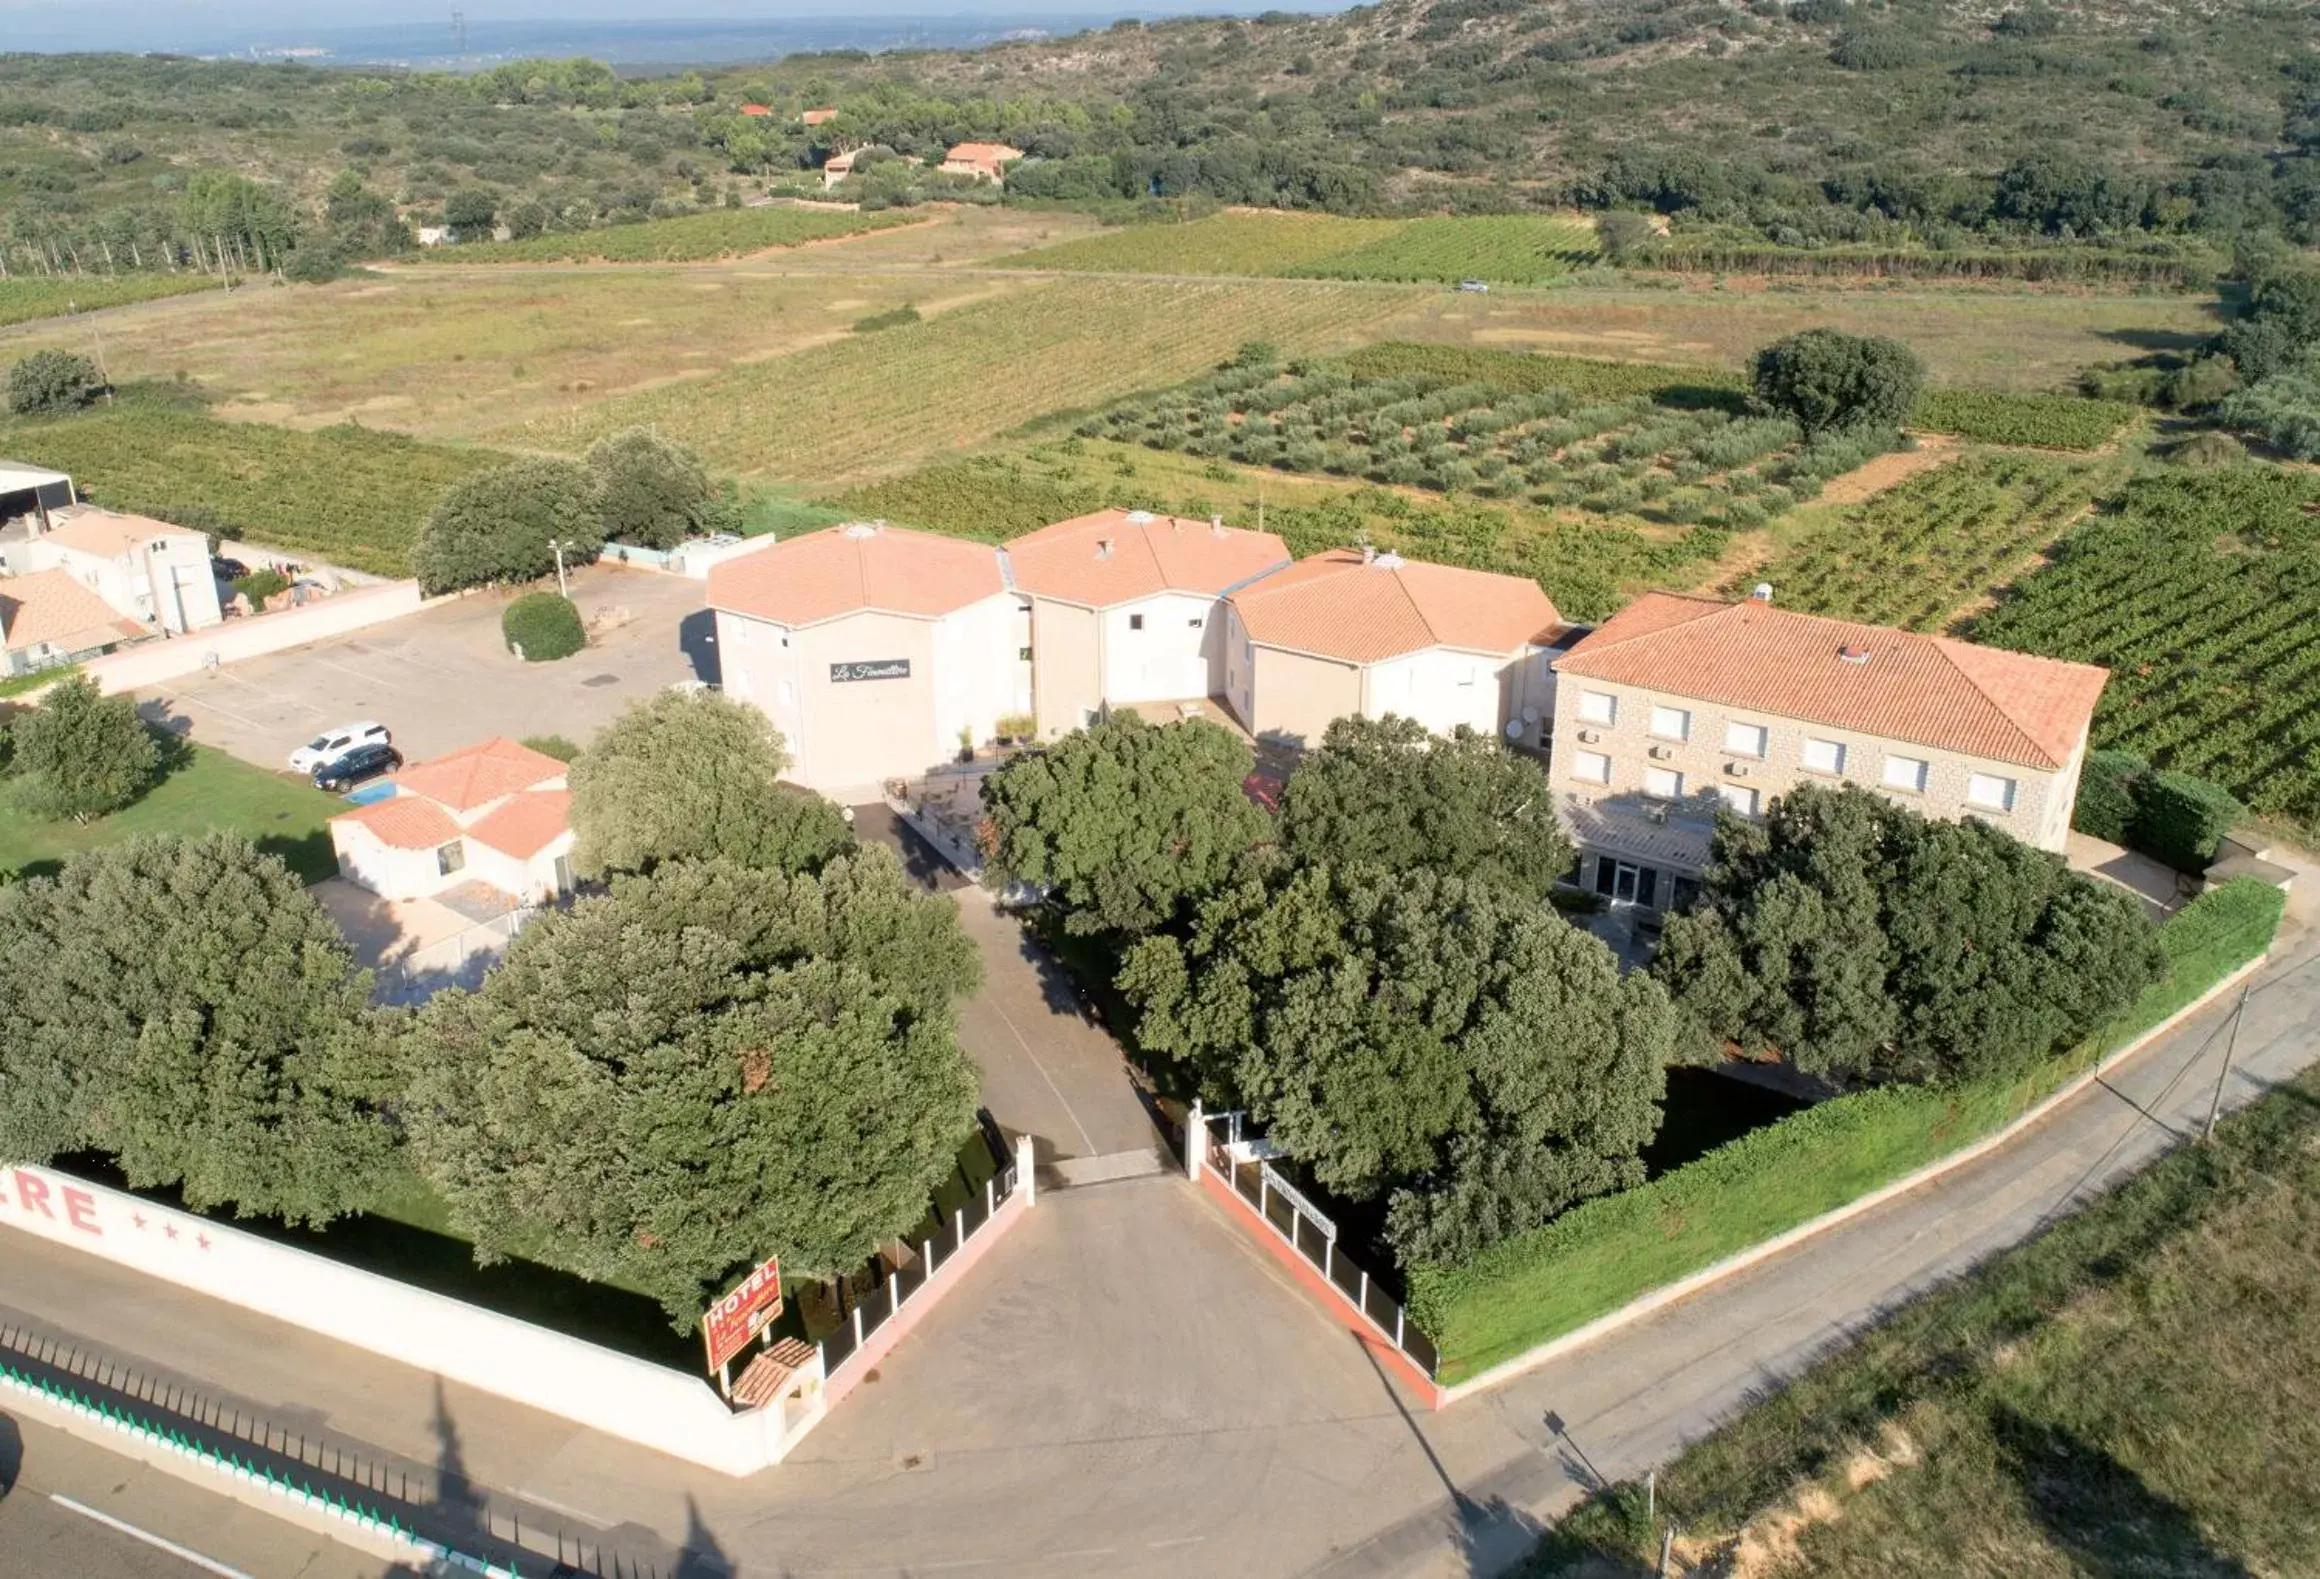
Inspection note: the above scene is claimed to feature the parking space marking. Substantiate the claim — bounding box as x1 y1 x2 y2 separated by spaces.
47 1494 256 1579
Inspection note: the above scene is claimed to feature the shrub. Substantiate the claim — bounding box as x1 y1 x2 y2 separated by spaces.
1752 329 1925 436
853 303 921 333
7 675 161 822
2128 769 2246 873
2167 430 2249 467
413 456 602 594
2071 748 2150 844
520 733 582 762
232 567 290 606
501 592 586 662
7 349 103 414
585 427 714 552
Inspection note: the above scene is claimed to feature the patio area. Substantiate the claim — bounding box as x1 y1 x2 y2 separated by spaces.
310 876 534 1004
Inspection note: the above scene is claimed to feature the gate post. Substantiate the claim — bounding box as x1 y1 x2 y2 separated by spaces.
1186 1098 1204 1182
1017 1132 1037 1207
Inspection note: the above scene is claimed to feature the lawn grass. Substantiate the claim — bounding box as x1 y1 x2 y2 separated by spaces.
0 406 506 576
0 274 221 328
412 205 921 264
1406 879 2286 1385
506 276 1413 484
1525 1029 2320 1577
0 739 343 884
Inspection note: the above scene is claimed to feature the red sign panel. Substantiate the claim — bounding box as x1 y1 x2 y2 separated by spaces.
703 1255 784 1373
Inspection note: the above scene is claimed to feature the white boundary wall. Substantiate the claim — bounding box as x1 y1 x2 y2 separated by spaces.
77 582 437 694
0 1164 793 1475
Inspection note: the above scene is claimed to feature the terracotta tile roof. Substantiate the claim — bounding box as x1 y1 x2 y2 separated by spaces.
466 789 572 860
392 737 568 813
708 523 1006 628
801 107 837 125
1553 592 2108 771
332 796 462 852
1006 509 1288 608
38 509 198 558
1228 548 1564 664
944 141 1023 170
0 569 144 653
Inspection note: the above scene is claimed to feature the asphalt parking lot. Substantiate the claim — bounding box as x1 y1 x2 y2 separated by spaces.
138 564 713 771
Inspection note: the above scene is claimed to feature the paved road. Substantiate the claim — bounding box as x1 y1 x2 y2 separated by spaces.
139 561 707 770
0 1412 389 1579
2 907 2311 1578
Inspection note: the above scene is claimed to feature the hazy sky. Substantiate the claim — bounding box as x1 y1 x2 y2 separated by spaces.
0 0 1332 51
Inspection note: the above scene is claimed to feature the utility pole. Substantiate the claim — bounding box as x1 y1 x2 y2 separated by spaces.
2201 982 2251 1144
548 538 573 599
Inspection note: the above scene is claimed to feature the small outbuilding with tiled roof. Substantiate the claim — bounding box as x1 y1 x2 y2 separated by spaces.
940 142 1022 183
0 568 148 676
1221 545 1567 747
708 523 1031 796
4 505 221 636
328 736 575 905
1006 507 1289 738
1546 589 2109 909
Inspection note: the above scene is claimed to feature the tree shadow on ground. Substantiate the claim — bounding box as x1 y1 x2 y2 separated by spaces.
1990 1403 2254 1578
2100 326 2219 354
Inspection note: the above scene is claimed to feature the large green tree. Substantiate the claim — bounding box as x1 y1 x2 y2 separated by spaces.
1278 716 1572 901
0 833 395 1223
1655 783 2161 1086
586 427 718 551
411 457 604 595
9 676 161 823
1123 858 1674 1266
979 714 1267 939
1751 328 1925 436
567 690 853 878
401 850 982 1322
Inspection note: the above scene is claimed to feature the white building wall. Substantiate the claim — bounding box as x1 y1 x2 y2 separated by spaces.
20 533 222 634
1365 647 1519 738
329 824 457 901
1099 591 1221 705
933 592 1033 752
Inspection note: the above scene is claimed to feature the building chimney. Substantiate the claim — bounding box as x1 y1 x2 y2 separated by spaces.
1752 582 1774 603
1837 645 1871 665
1360 544 1377 565
1095 538 1114 560
1211 513 1225 537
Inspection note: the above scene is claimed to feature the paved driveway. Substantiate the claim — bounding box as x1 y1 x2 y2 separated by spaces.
137 564 713 770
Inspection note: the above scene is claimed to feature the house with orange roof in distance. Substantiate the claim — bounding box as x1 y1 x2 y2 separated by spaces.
5 506 221 635
739 103 774 117
0 568 148 677
940 142 1023 184
1006 507 1289 738
328 737 575 906
1221 546 1568 748
1548 588 2109 911
821 148 861 189
708 522 1031 796
801 107 838 127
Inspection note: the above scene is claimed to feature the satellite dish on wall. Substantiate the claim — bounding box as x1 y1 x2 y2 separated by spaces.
1521 706 1540 725
1504 720 1525 740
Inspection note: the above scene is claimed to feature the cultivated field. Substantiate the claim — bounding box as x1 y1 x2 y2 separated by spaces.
1002 209 1599 285
0 273 222 328
1 268 1028 438
1974 468 2320 826
504 276 1416 484
0 405 504 576
413 204 922 264
1749 451 2110 631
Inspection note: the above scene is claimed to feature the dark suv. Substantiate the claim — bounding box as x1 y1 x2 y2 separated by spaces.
314 740 402 792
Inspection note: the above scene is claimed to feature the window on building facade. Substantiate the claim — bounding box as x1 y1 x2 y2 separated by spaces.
1644 765 1684 799
1649 705 1692 741
435 840 466 877
1883 755 1930 793
1572 750 1611 784
1967 772 2017 812
1578 690 1617 725
1128 614 1144 631
1725 720 1768 758
1718 783 1761 816
1803 737 1848 775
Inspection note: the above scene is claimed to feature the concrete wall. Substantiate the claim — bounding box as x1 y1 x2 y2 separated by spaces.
1101 591 1222 706
1031 598 1102 738
81 582 431 695
0 1164 794 1476
1550 674 2078 852
1248 644 1363 748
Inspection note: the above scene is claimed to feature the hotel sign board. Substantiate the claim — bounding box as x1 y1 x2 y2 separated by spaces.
830 658 911 683
702 1255 784 1373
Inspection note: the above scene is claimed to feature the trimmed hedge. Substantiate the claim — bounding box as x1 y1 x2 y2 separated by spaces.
2129 769 2247 874
2072 748 2151 845
501 593 585 663
1406 878 2285 1383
